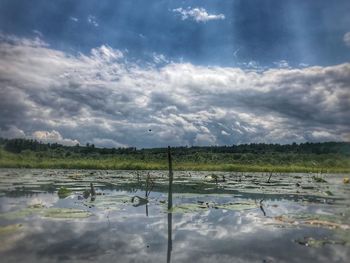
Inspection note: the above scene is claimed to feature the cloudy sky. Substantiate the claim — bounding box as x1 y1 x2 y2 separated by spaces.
0 0 349 148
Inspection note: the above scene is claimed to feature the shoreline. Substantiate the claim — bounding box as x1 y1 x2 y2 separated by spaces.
0 163 349 173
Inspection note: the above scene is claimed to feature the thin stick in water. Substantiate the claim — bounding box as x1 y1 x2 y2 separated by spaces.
167 146 173 210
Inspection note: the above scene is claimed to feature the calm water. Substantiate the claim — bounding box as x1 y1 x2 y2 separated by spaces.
0 169 349 263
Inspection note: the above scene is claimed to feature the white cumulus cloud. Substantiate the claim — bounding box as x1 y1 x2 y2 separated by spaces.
87 15 98 27
173 7 225 23
32 130 80 146
0 35 349 148
70 16 79 22
343 32 350 47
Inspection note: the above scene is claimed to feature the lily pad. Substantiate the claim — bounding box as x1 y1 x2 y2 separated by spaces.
169 203 208 213
82 195 130 210
215 202 257 211
168 201 257 214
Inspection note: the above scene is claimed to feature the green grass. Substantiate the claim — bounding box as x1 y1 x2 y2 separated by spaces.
0 147 349 173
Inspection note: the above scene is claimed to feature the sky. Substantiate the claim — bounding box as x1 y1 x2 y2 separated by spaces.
0 0 349 148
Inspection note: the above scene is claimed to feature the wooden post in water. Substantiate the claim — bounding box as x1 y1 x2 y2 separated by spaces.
90 182 96 196
90 182 96 201
167 146 173 210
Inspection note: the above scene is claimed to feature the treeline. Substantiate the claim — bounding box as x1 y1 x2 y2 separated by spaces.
146 143 350 155
1 137 349 156
0 138 137 155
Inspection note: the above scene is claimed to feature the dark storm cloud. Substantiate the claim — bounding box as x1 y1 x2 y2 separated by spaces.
0 35 349 147
235 65 350 127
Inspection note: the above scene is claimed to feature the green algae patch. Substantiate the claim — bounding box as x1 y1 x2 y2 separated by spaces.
42 208 92 219
169 203 208 214
0 224 23 236
28 203 46 209
67 174 84 180
57 187 72 198
0 206 92 220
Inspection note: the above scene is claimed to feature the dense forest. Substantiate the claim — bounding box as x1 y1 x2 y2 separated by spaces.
0 138 349 172
1 137 350 155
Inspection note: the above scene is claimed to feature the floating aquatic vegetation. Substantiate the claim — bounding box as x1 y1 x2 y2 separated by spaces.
81 195 130 211
67 174 84 180
0 205 92 220
273 214 350 230
42 208 92 219
27 203 46 209
215 202 257 211
169 203 208 213
0 224 23 236
303 220 350 230
324 190 334 196
312 176 327 183
0 209 36 220
295 236 346 248
57 187 72 198
168 201 257 214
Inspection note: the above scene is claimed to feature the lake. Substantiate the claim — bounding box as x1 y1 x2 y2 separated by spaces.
0 169 349 262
